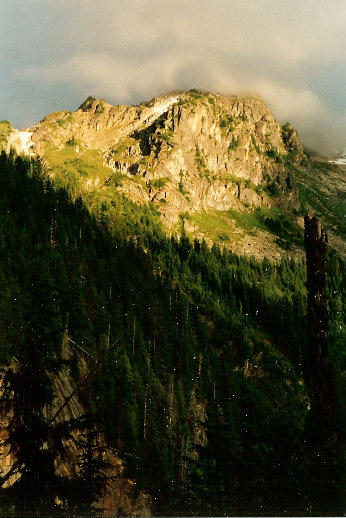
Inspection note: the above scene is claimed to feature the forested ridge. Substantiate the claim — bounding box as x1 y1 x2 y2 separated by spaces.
0 151 344 516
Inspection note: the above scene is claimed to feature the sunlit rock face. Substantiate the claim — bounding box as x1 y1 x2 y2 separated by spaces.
23 90 301 226
1 90 315 261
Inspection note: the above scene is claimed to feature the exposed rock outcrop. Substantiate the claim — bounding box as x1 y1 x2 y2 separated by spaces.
1 90 321 260
0 337 152 517
21 91 302 227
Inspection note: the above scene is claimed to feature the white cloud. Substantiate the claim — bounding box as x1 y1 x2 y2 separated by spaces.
3 0 346 153
248 81 345 154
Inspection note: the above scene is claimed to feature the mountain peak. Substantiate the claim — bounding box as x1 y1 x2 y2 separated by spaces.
78 96 110 114
1 90 343 260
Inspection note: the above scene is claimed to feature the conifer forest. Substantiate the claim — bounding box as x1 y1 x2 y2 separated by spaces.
0 151 344 516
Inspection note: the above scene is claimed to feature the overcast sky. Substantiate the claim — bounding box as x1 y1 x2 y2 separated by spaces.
0 0 344 154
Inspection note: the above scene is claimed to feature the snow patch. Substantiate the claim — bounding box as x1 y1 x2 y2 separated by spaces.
329 153 346 165
7 130 34 155
17 131 34 155
150 97 179 117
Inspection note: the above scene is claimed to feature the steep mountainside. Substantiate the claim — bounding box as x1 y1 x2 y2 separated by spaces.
0 91 344 516
3 89 341 261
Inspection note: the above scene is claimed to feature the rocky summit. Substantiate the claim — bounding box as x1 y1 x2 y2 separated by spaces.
1 90 344 260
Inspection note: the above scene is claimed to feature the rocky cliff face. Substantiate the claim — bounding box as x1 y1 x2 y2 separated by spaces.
0 90 319 259
28 91 302 222
0 337 152 517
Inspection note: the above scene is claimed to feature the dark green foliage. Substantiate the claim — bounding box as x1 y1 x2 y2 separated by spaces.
228 137 239 152
264 178 280 196
251 134 261 154
265 147 283 163
79 96 96 111
220 114 235 132
132 113 167 156
66 136 77 146
195 145 206 168
0 151 343 515
95 100 105 114
254 207 304 249
152 178 167 189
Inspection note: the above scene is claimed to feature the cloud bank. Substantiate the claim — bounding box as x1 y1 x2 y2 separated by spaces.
1 0 345 154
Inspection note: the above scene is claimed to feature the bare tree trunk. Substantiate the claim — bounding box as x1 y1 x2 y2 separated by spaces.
304 214 336 438
304 215 341 515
